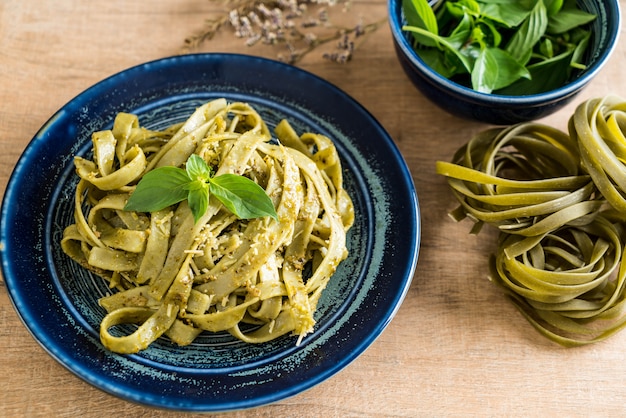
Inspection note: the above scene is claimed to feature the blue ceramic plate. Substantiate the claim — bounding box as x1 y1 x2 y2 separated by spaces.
0 54 420 412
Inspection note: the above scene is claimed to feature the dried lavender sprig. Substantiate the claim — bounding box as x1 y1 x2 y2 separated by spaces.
182 0 381 64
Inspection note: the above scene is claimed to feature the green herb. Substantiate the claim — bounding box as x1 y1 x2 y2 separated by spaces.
401 0 596 94
124 154 278 223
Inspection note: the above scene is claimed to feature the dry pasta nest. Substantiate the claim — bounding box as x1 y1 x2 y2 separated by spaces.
437 96 626 346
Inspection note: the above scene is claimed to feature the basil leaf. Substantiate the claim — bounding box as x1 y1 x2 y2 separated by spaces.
570 29 591 69
471 25 487 49
495 48 573 95
123 153 278 224
124 166 190 212
544 0 564 17
472 47 531 93
185 153 211 182
446 12 473 47
187 184 209 223
416 48 458 77
183 179 208 192
446 0 480 18
446 13 477 72
478 2 532 27
476 18 502 47
209 174 278 221
539 37 555 59
505 0 548 65
405 0 596 94
403 25 473 72
402 0 438 33
547 8 596 34
402 0 439 47
476 0 533 4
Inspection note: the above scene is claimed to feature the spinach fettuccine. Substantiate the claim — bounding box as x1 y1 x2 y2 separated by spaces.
437 96 626 347
61 99 354 354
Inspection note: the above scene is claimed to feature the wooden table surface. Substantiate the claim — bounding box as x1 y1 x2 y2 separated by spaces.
2 0 626 416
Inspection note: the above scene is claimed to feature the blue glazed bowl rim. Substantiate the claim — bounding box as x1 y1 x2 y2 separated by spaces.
388 0 622 106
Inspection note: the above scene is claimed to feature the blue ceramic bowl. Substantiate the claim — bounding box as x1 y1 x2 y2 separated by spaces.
388 0 622 125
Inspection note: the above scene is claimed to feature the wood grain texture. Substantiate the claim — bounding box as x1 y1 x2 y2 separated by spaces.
2 1 626 416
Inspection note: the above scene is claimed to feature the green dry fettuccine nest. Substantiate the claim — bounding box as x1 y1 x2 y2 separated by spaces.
437 96 626 347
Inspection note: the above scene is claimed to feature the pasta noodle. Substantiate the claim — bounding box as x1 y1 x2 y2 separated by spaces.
437 96 626 346
61 99 354 354
435 123 595 235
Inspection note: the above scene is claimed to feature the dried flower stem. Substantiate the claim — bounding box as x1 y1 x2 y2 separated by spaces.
319 18 385 64
183 15 230 51
182 0 384 64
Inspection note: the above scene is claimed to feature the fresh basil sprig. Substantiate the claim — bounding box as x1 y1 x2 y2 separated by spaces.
402 0 596 94
124 154 278 223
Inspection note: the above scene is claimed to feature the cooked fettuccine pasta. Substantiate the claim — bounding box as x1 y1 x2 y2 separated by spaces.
61 99 354 354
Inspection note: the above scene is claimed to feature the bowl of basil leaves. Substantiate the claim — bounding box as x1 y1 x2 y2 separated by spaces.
389 0 621 124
